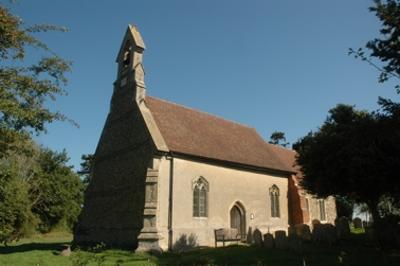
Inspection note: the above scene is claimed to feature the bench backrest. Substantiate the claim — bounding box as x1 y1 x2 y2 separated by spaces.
214 228 239 240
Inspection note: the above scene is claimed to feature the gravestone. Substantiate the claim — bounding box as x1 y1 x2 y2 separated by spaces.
311 219 321 232
246 227 253 244
253 229 263 247
353 218 362 229
263 233 274 248
335 217 350 239
313 223 337 245
274 230 288 249
312 223 323 243
324 224 337 245
290 224 312 241
288 234 302 253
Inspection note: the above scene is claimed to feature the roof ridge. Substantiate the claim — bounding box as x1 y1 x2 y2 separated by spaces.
268 142 296 153
147 95 256 130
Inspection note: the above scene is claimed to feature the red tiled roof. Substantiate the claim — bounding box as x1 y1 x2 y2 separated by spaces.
269 144 303 181
146 96 294 173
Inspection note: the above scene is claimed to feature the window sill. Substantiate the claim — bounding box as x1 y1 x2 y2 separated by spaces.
193 217 208 220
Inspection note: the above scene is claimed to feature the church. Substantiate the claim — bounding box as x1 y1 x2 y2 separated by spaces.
74 25 337 251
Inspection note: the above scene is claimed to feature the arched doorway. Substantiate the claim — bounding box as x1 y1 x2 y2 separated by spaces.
230 202 246 239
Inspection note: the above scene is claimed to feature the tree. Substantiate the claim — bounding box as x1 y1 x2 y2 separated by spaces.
335 196 355 219
31 148 84 233
0 4 72 156
268 131 289 147
0 139 84 242
0 3 82 242
293 103 400 234
78 154 94 186
0 150 37 244
349 0 400 93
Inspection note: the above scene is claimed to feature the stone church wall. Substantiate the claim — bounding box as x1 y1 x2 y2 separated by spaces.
307 196 336 225
74 83 155 248
158 157 290 249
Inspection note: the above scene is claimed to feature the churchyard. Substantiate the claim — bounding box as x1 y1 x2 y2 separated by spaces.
1 220 399 266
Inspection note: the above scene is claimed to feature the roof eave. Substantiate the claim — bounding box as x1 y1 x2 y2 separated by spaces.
157 150 295 177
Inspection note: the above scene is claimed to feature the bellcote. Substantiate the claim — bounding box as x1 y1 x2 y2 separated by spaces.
115 24 146 103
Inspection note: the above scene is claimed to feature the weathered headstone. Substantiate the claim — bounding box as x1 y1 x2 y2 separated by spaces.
312 223 323 243
246 227 253 244
290 224 312 241
253 229 263 247
263 233 274 248
274 230 288 249
335 217 350 239
313 224 337 245
353 217 362 229
324 224 337 245
288 234 302 253
312 219 321 229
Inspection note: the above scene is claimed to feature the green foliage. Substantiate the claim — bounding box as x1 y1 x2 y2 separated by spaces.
0 2 82 243
0 4 72 136
0 135 83 243
293 102 400 229
269 131 289 147
31 149 84 233
0 142 38 244
71 243 106 266
1 232 400 266
335 196 354 219
78 153 94 186
349 0 400 92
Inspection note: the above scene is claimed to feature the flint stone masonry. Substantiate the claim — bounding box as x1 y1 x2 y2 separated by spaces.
74 26 158 249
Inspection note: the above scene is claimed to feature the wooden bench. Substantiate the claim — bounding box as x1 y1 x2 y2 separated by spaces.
214 228 242 247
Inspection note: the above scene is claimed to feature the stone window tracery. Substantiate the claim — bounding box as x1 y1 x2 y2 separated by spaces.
192 177 209 217
270 185 280 218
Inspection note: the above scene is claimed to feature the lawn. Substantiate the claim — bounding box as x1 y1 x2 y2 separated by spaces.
1 232 399 266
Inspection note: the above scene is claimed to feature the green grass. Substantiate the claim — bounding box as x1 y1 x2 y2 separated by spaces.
1 232 400 266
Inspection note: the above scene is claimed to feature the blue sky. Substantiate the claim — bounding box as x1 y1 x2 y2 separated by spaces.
7 0 399 169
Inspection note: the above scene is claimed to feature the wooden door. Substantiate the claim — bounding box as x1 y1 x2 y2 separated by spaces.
230 205 245 238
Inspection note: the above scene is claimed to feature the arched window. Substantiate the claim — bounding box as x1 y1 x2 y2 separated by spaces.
193 177 209 217
270 185 280 218
318 199 326 221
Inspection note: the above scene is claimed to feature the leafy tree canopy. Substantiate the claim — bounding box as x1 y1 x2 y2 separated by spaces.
349 0 400 92
293 102 400 222
0 3 82 244
78 153 94 186
0 139 84 243
268 131 289 147
0 3 72 149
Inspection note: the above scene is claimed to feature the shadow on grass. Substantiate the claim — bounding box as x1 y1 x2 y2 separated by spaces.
0 242 70 254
